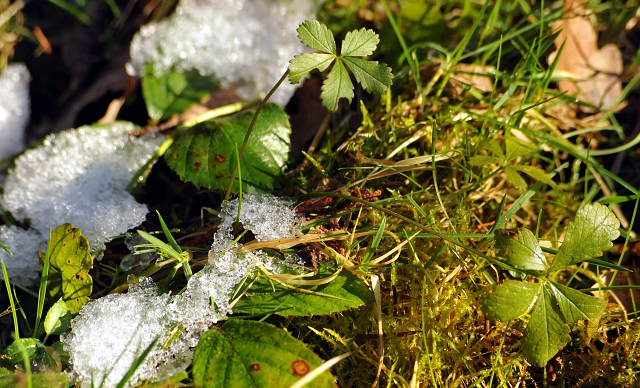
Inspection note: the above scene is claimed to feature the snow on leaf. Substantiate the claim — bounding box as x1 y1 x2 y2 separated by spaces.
296 19 336 54
320 60 354 111
480 280 541 321
550 202 620 272
522 287 572 367
548 281 607 324
495 229 547 271
342 57 393 95
288 53 335 84
341 27 379 57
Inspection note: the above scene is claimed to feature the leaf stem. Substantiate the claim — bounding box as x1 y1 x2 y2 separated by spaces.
224 69 290 200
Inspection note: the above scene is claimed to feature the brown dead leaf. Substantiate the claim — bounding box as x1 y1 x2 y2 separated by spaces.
548 0 623 111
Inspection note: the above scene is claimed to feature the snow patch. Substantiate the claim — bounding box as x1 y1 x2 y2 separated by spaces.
0 63 30 160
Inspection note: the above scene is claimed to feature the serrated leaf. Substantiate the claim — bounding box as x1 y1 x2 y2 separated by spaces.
510 165 557 188
522 287 571 367
47 223 93 315
469 155 502 166
289 53 335 84
549 203 620 272
44 298 72 336
504 166 527 193
341 27 380 57
297 20 336 54
485 139 505 161
141 64 217 122
495 229 547 271
193 320 335 388
505 134 536 162
234 270 374 316
320 60 354 111
480 280 541 321
548 282 607 323
165 104 290 193
342 57 393 94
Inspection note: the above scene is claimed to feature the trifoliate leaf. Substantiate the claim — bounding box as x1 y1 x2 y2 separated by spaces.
47 223 93 315
321 60 354 111
495 229 547 271
548 282 607 324
505 133 536 162
342 57 393 94
480 280 541 321
522 287 571 367
193 320 335 388
341 27 380 57
289 53 335 84
549 203 620 272
296 19 336 54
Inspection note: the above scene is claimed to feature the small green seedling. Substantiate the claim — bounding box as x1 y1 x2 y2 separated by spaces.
289 20 394 111
480 202 620 366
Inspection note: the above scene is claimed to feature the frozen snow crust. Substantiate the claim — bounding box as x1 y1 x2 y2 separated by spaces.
0 63 30 160
62 194 302 387
0 225 46 287
1 122 165 252
127 0 319 106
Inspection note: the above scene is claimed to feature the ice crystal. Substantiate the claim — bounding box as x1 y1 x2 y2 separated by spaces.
1 122 165 252
127 0 319 106
0 226 46 287
0 63 30 160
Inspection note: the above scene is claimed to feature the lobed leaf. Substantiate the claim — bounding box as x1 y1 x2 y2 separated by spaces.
341 27 380 57
510 165 557 188
469 155 502 166
548 282 607 323
480 280 541 321
505 134 537 162
342 57 393 95
504 166 527 193
495 229 547 271
296 19 336 54
549 203 620 272
522 287 571 367
320 60 354 111
289 53 335 84
192 320 335 388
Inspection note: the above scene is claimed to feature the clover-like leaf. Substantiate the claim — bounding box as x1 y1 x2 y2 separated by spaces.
296 19 336 54
548 281 607 324
522 287 572 367
505 134 536 162
289 53 334 84
495 229 547 271
549 202 620 272
320 60 354 111
341 27 379 57
342 57 393 95
480 280 541 321
504 166 527 193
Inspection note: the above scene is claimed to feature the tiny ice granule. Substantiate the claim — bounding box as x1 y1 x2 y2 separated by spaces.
0 63 30 160
1 122 165 252
0 225 46 287
127 0 319 106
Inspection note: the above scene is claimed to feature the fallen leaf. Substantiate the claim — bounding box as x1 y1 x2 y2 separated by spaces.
548 0 623 111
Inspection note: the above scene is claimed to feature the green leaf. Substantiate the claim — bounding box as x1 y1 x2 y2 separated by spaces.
505 134 536 162
166 104 290 193
504 166 527 193
193 320 335 388
47 223 93 315
522 287 571 367
43 298 72 336
142 64 217 122
1 338 47 366
509 165 557 188
320 60 354 111
0 240 10 255
480 280 541 321
296 20 336 54
233 270 374 316
342 57 393 94
341 27 380 57
289 53 335 84
0 372 68 387
549 203 620 272
484 139 505 161
495 229 547 271
548 282 607 323
469 155 502 166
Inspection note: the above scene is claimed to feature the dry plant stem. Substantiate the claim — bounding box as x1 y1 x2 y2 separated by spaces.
224 69 290 200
